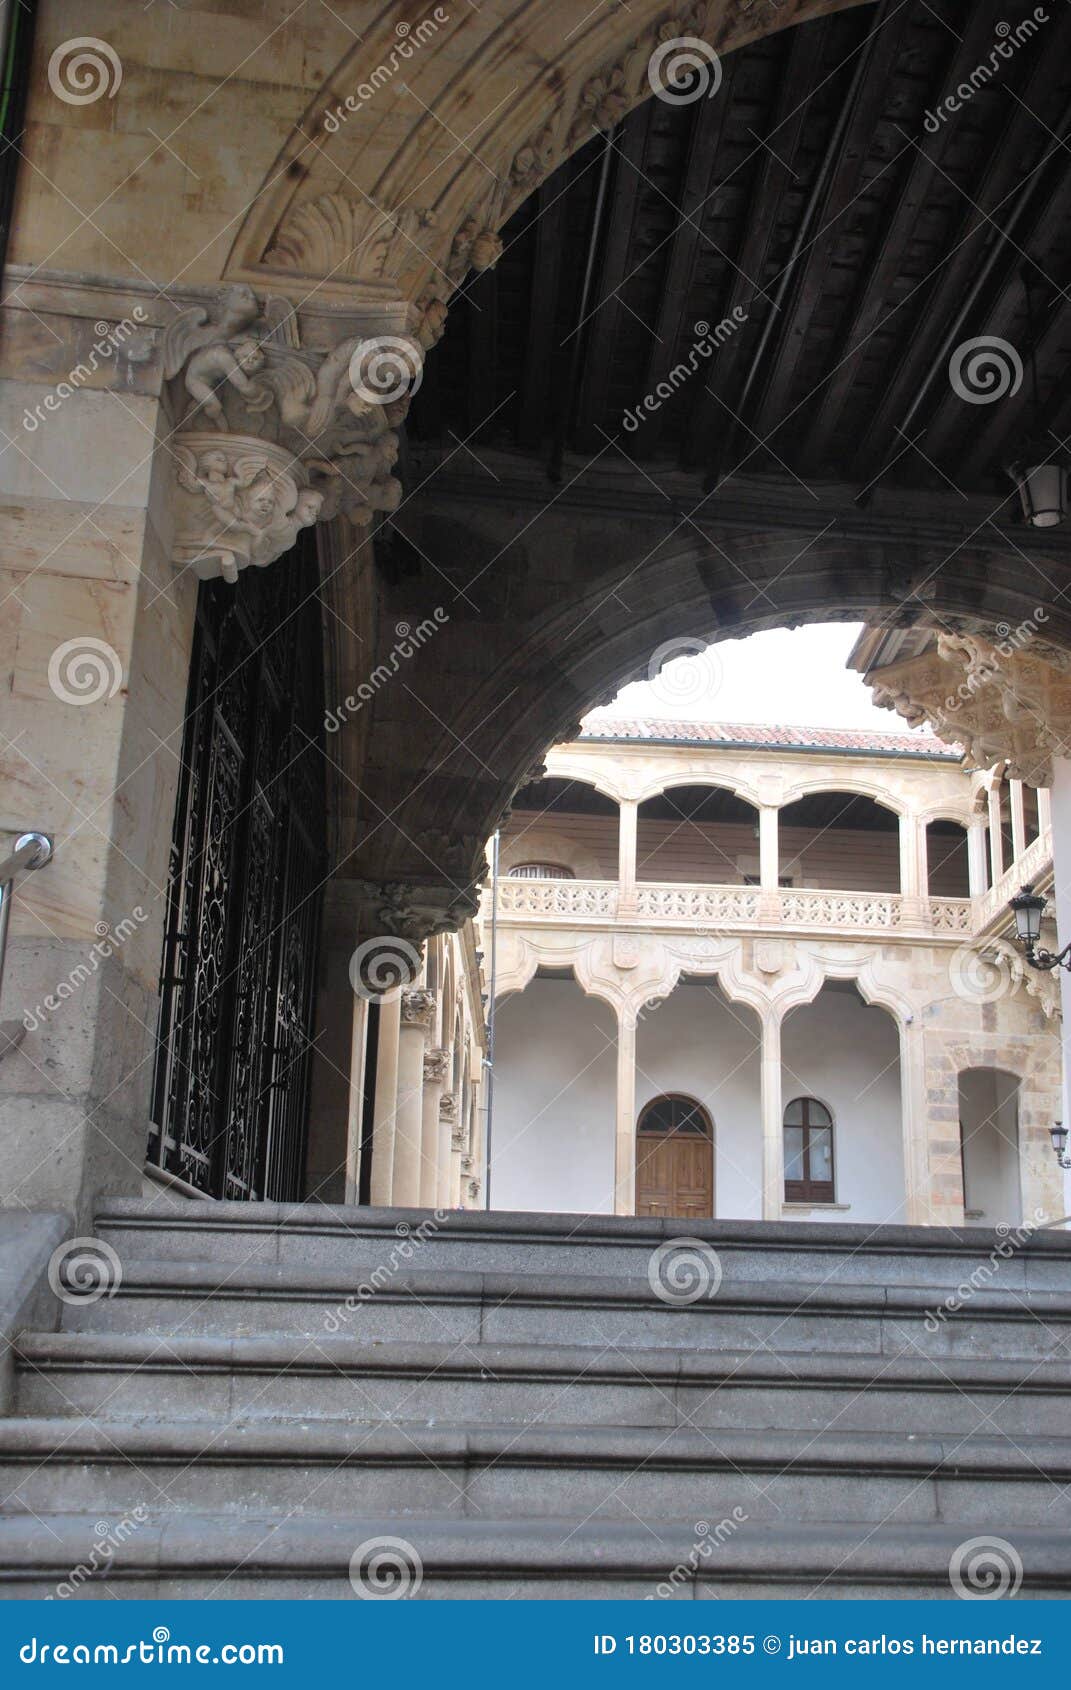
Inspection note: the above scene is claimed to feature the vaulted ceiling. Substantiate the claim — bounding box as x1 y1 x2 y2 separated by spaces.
409 0 1071 501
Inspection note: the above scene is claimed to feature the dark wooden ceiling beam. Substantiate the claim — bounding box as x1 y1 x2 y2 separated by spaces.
688 19 829 481
799 4 1010 474
635 56 740 459
748 6 916 446
517 181 568 449
848 34 1071 483
572 114 650 448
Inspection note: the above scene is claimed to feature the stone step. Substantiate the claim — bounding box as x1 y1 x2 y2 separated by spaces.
60 1257 1071 1361
2 1418 1070 1528
0 1512 1067 1600
16 1331 1071 1439
95 1197 1071 1291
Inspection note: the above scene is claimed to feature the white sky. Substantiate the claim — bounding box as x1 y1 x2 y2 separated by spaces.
584 622 921 734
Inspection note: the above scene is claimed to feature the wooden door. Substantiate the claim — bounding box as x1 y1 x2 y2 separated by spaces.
636 1098 714 1219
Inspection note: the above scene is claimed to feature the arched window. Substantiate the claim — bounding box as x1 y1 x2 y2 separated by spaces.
507 862 575 879
783 1097 834 1202
637 1094 712 1136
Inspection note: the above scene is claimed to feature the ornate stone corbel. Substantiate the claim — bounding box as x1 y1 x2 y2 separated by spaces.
439 1091 458 1123
400 988 436 1029
451 1120 467 1152
163 283 418 580
423 1048 449 1085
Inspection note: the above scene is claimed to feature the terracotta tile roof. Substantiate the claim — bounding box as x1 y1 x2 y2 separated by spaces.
578 718 961 759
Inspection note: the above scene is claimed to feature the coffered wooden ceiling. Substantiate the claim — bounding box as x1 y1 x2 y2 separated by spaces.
409 0 1071 502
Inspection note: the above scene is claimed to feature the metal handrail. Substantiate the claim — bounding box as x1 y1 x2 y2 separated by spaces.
0 831 53 1010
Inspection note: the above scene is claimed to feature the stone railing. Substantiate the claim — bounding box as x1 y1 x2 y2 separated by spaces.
928 897 974 934
974 827 1054 934
632 884 761 924
487 878 979 939
495 878 618 918
778 890 902 930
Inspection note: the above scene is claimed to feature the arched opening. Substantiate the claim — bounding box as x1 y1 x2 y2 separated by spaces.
635 978 762 1220
499 778 618 883
636 785 760 885
489 970 617 1215
635 1093 714 1221
959 1068 1022 1227
780 982 905 1223
777 792 901 893
926 819 971 898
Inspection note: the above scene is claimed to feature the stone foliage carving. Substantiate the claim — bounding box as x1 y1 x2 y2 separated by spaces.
354 878 482 949
163 283 414 578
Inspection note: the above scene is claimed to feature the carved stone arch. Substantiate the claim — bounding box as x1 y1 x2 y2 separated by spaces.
224 1 861 309
541 751 625 807
633 771 764 812
777 775 907 817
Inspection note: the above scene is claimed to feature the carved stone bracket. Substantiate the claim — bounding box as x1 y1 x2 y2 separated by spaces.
423 1047 449 1085
400 988 436 1030
860 630 1071 787
350 878 482 952
163 283 416 580
439 1091 458 1123
451 1121 467 1152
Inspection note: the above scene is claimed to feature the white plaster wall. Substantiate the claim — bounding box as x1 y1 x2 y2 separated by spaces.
635 980 762 1220
780 986 906 1225
959 1068 1022 1226
490 977 617 1213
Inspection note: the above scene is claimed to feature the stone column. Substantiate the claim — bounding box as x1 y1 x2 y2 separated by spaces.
369 996 401 1206
393 990 434 1206
758 806 780 891
761 1010 783 1220
618 800 638 914
967 816 989 896
437 1090 458 1208
1010 779 1028 863
1038 786 1053 836
898 810 925 924
987 784 1005 884
614 1007 637 1216
420 1049 449 1207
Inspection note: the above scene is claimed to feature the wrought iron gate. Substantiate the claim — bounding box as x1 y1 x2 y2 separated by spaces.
148 534 327 1200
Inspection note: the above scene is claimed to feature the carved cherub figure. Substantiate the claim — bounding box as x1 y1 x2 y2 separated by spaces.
164 286 274 428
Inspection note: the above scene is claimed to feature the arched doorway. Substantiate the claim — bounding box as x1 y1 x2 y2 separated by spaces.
635 1093 714 1221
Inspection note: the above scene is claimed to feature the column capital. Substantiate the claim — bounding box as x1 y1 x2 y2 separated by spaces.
164 283 419 580
400 989 436 1030
423 1047 449 1085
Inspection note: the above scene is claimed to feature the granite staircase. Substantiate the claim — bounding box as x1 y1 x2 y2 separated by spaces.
3 1200 1071 1598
